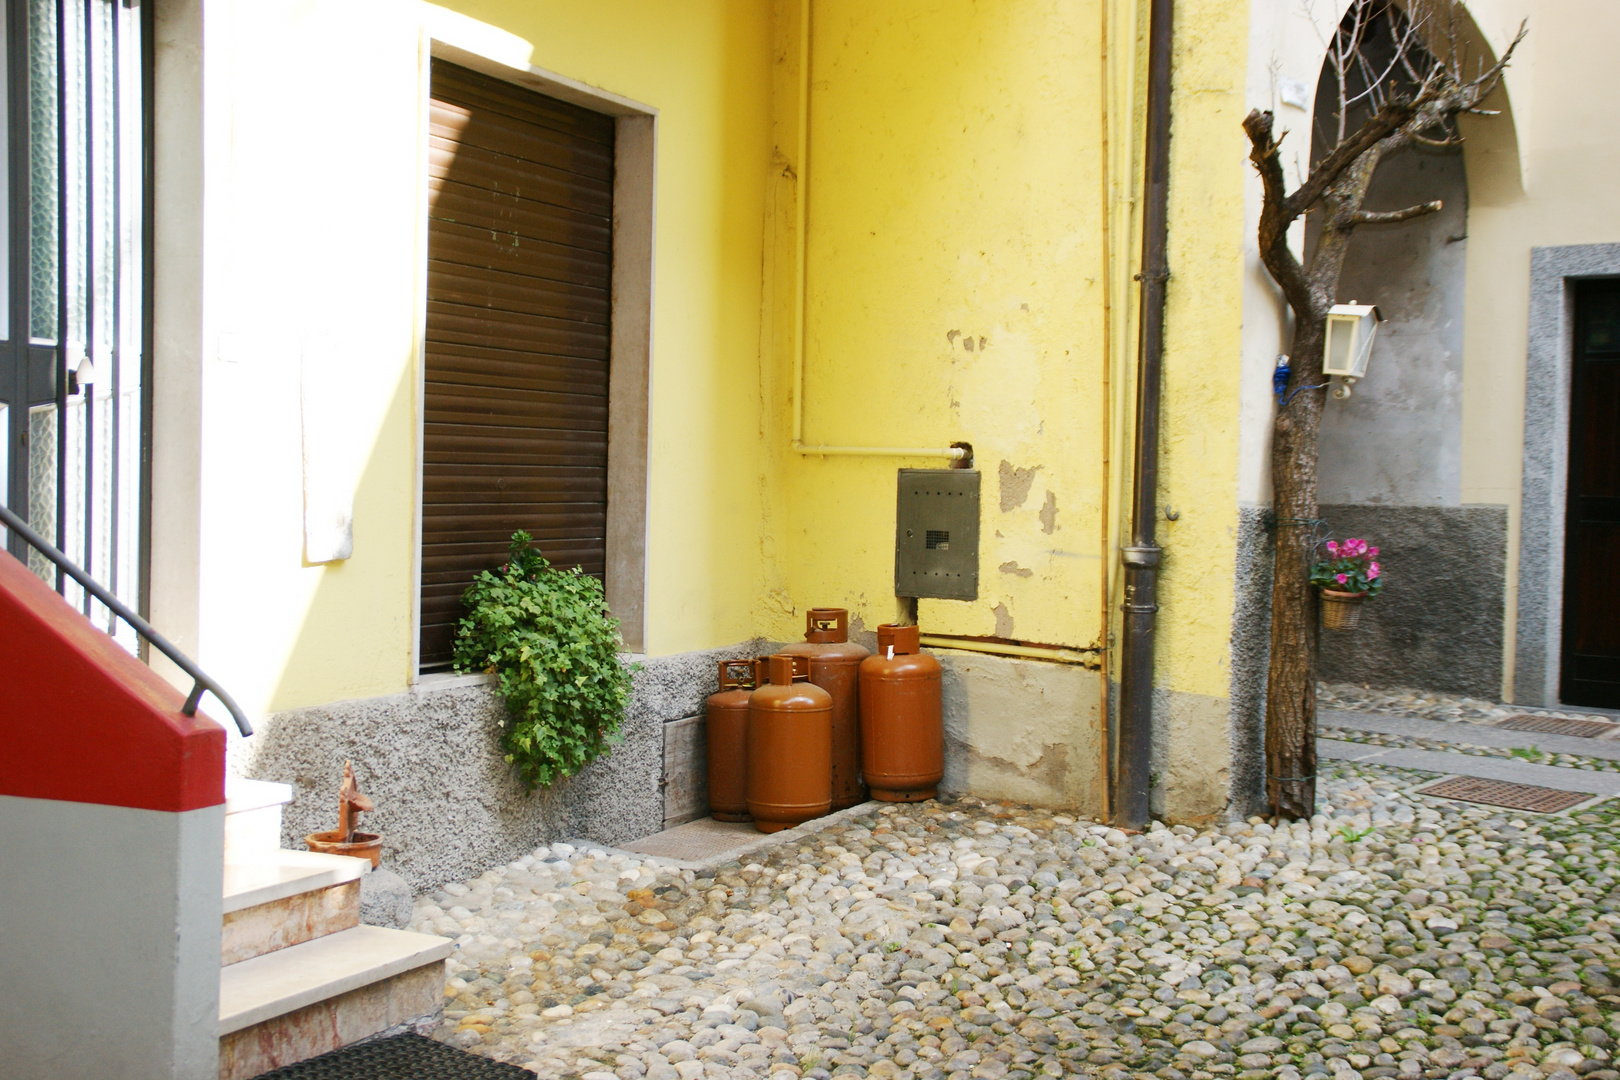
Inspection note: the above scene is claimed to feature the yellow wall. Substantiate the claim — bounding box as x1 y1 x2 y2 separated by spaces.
188 0 777 715
760 0 1248 715
1152 0 1250 707
767 0 1111 652
184 0 1255 822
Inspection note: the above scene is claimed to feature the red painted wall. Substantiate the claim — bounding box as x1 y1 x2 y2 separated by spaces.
0 552 224 811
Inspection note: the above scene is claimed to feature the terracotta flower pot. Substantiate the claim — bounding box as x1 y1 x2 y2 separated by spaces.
306 830 383 867
1319 588 1366 631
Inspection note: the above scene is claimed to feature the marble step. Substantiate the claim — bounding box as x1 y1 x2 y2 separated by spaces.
222 849 368 964
218 924 452 1036
224 777 293 861
218 925 452 1080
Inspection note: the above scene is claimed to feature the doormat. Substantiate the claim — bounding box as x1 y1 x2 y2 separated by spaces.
1497 714 1618 738
249 1034 533 1079
1414 775 1595 814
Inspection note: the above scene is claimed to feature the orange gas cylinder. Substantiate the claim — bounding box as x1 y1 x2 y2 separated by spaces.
780 607 870 810
705 659 759 822
746 654 832 833
858 624 943 802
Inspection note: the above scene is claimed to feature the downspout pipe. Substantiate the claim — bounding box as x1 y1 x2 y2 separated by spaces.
1115 0 1174 831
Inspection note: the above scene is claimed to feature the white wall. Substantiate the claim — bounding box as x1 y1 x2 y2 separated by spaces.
0 797 224 1080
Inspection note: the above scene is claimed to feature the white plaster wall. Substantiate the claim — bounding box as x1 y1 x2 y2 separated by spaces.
1456 3 1620 700
0 797 224 1080
1316 103 1470 506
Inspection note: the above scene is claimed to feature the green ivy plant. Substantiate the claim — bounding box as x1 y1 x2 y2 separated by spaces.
453 531 634 789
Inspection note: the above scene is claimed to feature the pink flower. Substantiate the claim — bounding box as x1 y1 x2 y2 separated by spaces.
1367 546 1379 558
1326 540 1340 556
1335 573 1349 585
1367 562 1380 579
1344 538 1368 557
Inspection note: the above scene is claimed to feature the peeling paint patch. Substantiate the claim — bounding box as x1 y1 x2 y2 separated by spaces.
998 460 1041 512
998 561 1033 578
992 603 1014 639
1039 490 1059 533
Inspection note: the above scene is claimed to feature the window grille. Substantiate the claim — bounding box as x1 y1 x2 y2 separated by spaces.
0 0 147 648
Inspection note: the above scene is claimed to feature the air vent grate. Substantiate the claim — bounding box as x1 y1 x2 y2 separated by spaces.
1496 715 1617 738
1415 776 1594 814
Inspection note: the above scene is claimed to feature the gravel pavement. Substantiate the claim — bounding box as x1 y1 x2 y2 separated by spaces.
411 759 1620 1080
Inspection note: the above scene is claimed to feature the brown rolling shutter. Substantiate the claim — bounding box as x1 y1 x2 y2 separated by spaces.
420 60 614 672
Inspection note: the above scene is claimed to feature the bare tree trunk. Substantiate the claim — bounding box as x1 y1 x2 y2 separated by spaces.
1241 2 1520 820
1265 319 1326 819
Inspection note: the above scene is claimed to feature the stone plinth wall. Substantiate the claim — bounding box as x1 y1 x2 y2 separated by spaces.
1317 504 1507 698
234 642 765 892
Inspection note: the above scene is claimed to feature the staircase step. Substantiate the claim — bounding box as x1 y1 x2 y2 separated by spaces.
224 778 294 859
223 849 366 914
223 849 367 965
219 925 452 1036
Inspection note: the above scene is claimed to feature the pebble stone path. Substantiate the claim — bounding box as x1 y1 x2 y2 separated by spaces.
411 756 1620 1080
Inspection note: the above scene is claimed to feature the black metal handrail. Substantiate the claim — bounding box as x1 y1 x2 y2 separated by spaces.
0 502 253 737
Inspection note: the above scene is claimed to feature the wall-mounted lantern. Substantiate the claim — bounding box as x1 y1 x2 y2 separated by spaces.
1323 303 1382 399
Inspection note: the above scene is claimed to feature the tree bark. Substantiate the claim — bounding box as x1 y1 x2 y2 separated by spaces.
1264 319 1326 819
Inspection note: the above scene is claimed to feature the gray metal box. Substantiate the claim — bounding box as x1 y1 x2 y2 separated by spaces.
895 468 980 600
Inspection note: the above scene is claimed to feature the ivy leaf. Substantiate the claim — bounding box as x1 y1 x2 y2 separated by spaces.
451 531 639 790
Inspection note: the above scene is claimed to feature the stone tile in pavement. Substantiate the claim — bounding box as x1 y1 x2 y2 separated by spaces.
1321 712 1620 764
1319 739 1620 795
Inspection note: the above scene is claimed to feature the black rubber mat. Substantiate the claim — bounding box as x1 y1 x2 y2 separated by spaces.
249 1033 533 1079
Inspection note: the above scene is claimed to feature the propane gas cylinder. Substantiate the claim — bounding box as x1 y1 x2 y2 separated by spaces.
746 654 832 833
705 659 759 821
779 607 870 810
858 624 943 802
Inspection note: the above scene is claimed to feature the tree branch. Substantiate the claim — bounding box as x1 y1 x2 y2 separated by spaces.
1281 98 1417 221
1409 131 1462 149
1345 200 1443 227
1243 109 1313 316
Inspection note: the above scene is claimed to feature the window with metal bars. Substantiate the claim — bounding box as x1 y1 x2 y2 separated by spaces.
0 0 147 646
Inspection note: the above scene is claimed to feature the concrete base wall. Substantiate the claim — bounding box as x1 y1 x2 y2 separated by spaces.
1227 505 1273 821
936 650 1105 819
1149 688 1235 826
1318 504 1507 698
233 643 765 892
0 796 224 1080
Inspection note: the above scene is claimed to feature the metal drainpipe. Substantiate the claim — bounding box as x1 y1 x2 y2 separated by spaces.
1115 0 1175 831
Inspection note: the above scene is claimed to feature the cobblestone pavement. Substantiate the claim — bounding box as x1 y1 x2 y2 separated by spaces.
412 761 1620 1080
1318 685 1617 729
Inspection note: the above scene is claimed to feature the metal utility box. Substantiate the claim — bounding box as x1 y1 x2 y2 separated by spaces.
895 469 980 600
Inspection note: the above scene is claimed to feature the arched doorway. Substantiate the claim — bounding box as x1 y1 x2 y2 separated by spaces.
1306 1 1508 700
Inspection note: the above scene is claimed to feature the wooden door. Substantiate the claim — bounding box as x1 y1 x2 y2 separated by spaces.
1561 278 1620 708
419 61 614 672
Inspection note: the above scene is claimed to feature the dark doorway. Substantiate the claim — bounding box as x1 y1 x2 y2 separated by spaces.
418 61 614 673
1561 278 1620 708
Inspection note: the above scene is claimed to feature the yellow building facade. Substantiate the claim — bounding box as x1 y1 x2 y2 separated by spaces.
141 0 1618 854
